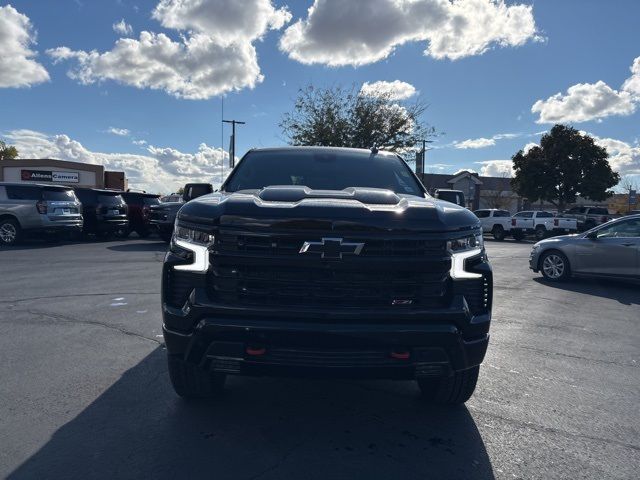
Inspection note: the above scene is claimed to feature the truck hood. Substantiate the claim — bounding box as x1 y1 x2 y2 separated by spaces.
177 186 480 234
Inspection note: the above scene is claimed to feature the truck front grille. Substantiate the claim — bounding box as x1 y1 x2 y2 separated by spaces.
214 232 446 258
209 230 451 309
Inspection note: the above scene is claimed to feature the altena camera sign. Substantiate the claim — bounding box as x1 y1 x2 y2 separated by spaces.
21 170 80 183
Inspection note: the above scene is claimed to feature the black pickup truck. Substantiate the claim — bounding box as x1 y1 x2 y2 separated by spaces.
162 147 492 404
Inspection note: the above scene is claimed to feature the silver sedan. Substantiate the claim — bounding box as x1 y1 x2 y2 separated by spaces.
529 214 640 281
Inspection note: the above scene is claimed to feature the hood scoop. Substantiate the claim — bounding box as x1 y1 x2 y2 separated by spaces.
257 186 401 205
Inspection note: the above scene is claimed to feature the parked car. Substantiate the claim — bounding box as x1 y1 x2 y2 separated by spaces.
529 214 640 281
162 147 492 404
0 182 83 246
473 209 512 240
562 206 611 231
509 210 578 241
120 191 161 238
434 189 466 207
150 183 213 243
74 188 128 238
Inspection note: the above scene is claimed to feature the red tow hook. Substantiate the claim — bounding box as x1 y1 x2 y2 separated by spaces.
390 350 410 360
246 346 267 356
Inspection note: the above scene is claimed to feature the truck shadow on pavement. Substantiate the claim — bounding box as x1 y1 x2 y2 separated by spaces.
533 277 640 305
9 348 494 480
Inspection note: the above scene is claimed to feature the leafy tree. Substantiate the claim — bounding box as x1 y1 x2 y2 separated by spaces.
511 125 619 211
280 85 434 153
0 140 19 160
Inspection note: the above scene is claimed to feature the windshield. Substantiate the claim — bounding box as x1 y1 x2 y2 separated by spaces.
224 150 424 196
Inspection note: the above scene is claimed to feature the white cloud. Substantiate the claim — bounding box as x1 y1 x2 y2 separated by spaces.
0 5 49 88
532 56 640 124
360 80 417 100
152 0 291 44
588 134 640 176
476 160 513 177
133 139 147 146
48 0 291 99
280 0 538 67
2 129 233 192
531 81 636 124
107 127 130 136
622 56 640 97
523 142 537 154
112 19 133 36
454 137 496 149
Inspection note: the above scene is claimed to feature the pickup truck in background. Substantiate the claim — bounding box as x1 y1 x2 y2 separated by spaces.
562 206 611 231
473 209 513 241
510 210 578 241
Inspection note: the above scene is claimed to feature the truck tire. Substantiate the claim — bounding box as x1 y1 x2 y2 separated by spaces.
491 225 505 241
418 366 480 405
512 230 525 241
0 218 22 246
539 250 571 282
534 225 547 241
168 355 226 398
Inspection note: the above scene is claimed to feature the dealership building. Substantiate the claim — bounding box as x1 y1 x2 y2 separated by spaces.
0 158 127 190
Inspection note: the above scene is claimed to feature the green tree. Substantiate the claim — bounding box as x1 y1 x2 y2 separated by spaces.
0 140 19 160
280 85 434 153
511 125 619 211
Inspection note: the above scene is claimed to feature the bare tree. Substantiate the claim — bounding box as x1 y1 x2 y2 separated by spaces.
483 172 513 210
280 84 435 153
620 175 638 193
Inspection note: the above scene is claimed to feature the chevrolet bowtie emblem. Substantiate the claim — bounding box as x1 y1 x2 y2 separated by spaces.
299 237 365 259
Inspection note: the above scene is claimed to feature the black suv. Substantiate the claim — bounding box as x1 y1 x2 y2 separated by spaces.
162 147 492 404
120 191 161 238
74 188 128 238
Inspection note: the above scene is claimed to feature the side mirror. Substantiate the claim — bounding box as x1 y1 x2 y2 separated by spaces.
182 183 213 202
585 231 598 239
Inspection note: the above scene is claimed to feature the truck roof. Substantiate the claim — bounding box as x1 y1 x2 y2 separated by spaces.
247 146 398 158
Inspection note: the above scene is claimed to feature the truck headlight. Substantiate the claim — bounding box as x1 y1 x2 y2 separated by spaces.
447 233 483 279
172 225 214 273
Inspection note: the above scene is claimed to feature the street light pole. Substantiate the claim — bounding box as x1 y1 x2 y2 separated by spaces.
222 119 246 168
416 139 433 176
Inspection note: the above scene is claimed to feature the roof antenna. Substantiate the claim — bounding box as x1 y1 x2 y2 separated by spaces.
370 143 379 154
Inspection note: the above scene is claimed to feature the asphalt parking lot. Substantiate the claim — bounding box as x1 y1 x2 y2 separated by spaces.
0 237 638 479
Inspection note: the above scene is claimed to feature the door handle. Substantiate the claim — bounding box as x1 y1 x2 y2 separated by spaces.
621 243 636 247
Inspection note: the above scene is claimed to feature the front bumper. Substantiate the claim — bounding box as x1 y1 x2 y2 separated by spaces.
163 317 489 380
529 248 541 271
162 273 492 380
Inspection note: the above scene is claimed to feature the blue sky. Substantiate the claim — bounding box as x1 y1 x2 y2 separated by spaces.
1 0 639 192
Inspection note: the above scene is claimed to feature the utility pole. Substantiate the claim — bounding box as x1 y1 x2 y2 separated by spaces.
222 119 245 168
415 139 433 177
